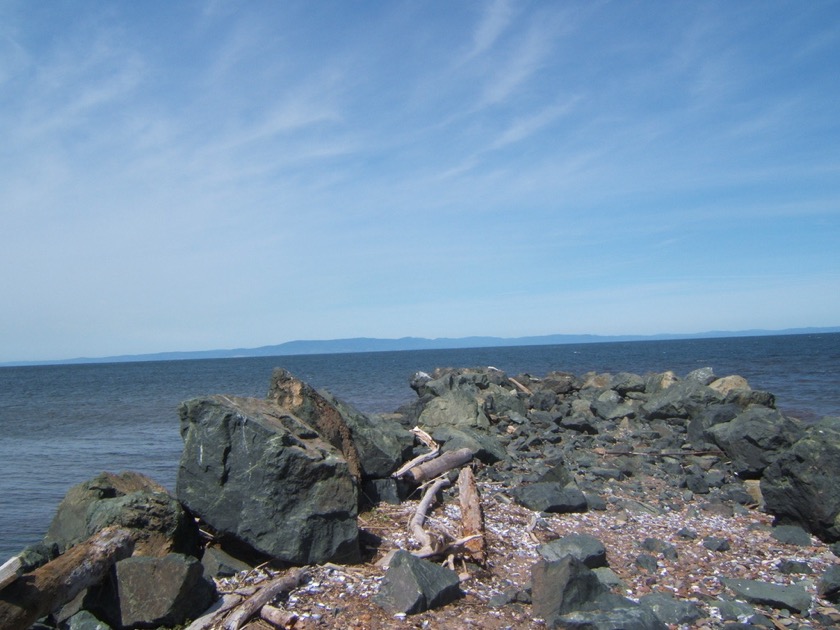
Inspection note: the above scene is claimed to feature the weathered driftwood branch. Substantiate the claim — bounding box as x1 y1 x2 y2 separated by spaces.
393 428 441 479
405 447 473 485
410 476 452 556
457 466 486 565
411 427 438 450
0 527 135 630
0 555 22 591
185 594 243 630
508 377 532 395
260 604 298 628
222 567 309 630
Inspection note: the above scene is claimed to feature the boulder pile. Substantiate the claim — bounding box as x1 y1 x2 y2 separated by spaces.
2 364 839 629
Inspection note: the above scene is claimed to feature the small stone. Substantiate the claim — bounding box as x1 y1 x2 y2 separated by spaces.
770 525 812 547
703 536 731 552
777 559 812 575
635 553 659 573
677 527 698 540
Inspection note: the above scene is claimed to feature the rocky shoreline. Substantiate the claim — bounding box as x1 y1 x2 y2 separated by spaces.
2 364 840 629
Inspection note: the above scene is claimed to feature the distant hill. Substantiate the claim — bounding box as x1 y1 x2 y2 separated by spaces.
5 326 839 367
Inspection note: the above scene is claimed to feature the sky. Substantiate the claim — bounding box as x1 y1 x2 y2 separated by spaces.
1 1 838 362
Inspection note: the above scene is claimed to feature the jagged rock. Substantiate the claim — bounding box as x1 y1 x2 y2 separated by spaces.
591 390 638 421
431 425 506 463
418 389 490 430
361 478 404 506
707 407 803 477
537 534 607 568
555 604 667 630
176 395 359 564
712 598 757 621
373 550 461 615
640 537 678 560
761 416 840 542
703 536 731 552
44 471 199 557
818 565 840 603
645 371 679 394
640 379 721 421
537 371 581 395
723 578 811 613
709 375 750 395
634 553 658 572
593 567 625 590
687 403 742 448
771 524 812 546
531 555 608 624
611 372 646 395
686 367 716 385
95 553 216 629
201 545 252 578
483 384 528 418
724 388 776 408
511 482 588 513
639 592 704 625
778 559 812 574
267 368 410 479
65 610 112 630
558 414 600 434
18 541 59 572
536 460 575 486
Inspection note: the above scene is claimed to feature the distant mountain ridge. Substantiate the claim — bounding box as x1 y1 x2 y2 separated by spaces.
5 326 839 367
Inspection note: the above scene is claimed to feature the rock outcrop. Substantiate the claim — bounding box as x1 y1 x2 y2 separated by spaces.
761 416 840 542
176 395 360 564
44 471 199 558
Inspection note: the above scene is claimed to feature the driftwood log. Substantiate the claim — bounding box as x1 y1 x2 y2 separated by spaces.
392 427 440 479
457 467 486 565
409 477 452 556
0 527 135 630
405 447 473 484
0 556 22 591
222 567 309 630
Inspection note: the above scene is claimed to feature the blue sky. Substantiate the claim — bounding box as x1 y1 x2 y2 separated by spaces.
1 1 838 362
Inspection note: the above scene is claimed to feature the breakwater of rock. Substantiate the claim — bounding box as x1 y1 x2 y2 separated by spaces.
2 365 840 629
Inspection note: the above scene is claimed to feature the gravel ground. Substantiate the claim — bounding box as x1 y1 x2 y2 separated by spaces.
213 469 840 630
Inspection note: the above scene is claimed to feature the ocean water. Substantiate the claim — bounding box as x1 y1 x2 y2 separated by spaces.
1 333 838 561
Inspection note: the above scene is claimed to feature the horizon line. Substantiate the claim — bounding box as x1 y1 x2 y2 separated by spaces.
2 325 839 368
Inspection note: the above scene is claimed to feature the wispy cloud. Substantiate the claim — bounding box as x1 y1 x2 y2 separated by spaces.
465 0 515 60
488 97 580 150
478 20 554 107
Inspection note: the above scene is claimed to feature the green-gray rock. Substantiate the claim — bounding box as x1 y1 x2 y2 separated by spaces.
723 578 811 613
44 471 199 557
176 395 359 564
373 550 461 615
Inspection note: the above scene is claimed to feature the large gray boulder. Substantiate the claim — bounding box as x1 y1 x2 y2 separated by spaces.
44 471 199 558
707 407 803 477
176 395 360 564
761 416 840 542
267 368 410 479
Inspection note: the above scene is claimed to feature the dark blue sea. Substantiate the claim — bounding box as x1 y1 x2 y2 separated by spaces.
1 333 839 561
